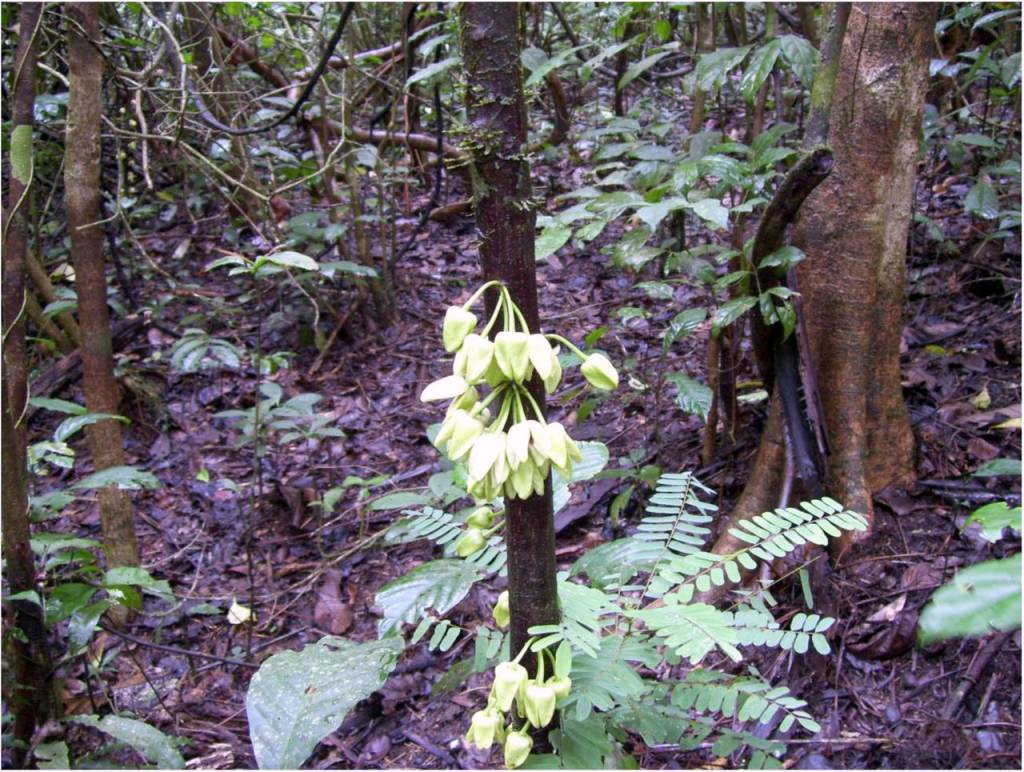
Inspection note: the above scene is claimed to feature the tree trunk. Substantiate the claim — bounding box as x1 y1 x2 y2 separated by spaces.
2 2 43 461
460 2 560 662
1 371 50 765
66 3 140 572
792 3 934 555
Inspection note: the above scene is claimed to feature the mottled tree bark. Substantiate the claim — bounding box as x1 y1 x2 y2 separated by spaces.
2 2 43 461
705 4 930 577
460 2 559 661
66 3 140 572
792 3 935 553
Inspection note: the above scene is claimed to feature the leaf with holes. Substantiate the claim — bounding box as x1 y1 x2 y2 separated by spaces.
246 636 402 769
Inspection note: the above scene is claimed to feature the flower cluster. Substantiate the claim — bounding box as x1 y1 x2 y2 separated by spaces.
464 650 572 768
421 281 619 506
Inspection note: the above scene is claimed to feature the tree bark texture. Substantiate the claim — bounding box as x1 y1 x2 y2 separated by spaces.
66 3 140 571
460 2 560 661
2 2 43 460
1 371 50 763
793 3 936 550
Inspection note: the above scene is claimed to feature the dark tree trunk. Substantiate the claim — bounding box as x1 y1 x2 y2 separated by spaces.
460 2 560 662
66 2 141 573
2 2 43 461
1 373 50 764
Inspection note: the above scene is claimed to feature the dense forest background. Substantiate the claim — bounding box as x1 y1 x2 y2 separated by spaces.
1 2 1021 770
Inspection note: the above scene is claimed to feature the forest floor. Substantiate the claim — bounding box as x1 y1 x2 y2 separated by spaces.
24 119 1022 769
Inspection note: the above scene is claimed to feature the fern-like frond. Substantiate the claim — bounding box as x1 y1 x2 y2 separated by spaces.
627 599 742 664
672 670 821 733
529 578 619 657
410 616 463 652
386 507 507 574
656 498 868 602
634 472 718 598
731 609 835 655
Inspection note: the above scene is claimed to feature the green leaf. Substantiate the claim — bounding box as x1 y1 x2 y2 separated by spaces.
688 198 730 230
663 308 707 352
972 458 1022 477
55 413 128 443
263 250 320 272
779 34 817 86
551 714 613 769
29 397 88 415
628 601 742 664
918 554 1022 644
957 132 999 149
758 245 805 271
320 260 378 278
370 491 431 511
73 714 185 769
374 559 482 636
712 296 757 334
406 56 458 88
695 46 752 92
619 51 671 90
105 567 173 599
34 741 70 770
636 197 686 230
965 179 999 220
523 46 586 87
72 466 160 491
204 254 248 271
667 372 713 421
246 636 402 769
965 502 1021 543
11 124 33 186
536 225 573 260
581 42 630 73
740 40 782 102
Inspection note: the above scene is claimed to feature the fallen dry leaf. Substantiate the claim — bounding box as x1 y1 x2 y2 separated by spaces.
314 568 353 635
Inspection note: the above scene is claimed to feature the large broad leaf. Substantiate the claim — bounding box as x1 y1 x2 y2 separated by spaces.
262 250 320 272
966 502 1022 543
740 40 782 102
918 553 1022 644
694 46 752 92
72 715 185 769
618 51 671 90
965 179 1000 220
55 413 127 443
406 56 458 88
663 308 708 352
779 34 817 86
688 197 730 230
375 559 482 636
72 465 160 491
246 636 402 769
667 372 713 421
536 225 573 260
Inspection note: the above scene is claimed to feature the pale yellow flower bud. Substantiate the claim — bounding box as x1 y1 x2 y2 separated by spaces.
581 353 619 390
443 306 477 352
